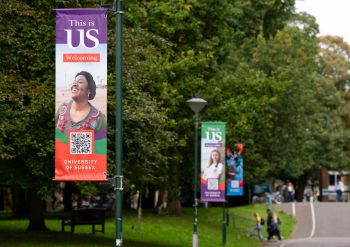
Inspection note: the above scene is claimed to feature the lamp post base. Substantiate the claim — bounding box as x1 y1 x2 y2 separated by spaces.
192 233 199 247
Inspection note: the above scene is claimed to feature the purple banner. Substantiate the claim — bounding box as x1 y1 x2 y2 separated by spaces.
200 122 226 202
56 9 107 47
55 9 108 181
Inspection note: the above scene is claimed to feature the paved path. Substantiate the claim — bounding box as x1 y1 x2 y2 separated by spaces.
264 202 350 247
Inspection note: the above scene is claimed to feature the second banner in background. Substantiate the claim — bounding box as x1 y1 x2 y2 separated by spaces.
200 122 226 202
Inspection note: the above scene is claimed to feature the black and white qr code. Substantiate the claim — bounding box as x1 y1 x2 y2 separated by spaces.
207 178 219 190
69 131 93 154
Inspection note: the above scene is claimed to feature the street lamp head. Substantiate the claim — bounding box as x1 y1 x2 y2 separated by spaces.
187 98 207 114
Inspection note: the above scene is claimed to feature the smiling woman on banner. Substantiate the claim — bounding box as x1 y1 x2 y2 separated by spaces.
202 149 224 180
55 71 106 135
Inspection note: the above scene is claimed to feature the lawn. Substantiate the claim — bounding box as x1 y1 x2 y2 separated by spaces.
0 204 295 247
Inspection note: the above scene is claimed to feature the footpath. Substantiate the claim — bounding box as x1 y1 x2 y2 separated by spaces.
263 202 312 247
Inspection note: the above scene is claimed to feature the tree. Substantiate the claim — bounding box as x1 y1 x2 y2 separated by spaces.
0 0 176 229
123 0 298 209
2 0 348 222
199 12 344 202
0 0 56 229
318 35 350 171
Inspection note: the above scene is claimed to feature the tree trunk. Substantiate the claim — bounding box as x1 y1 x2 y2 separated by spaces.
11 185 28 218
0 187 4 211
136 190 142 231
295 177 308 202
27 189 46 231
168 160 182 216
168 199 182 216
63 182 72 212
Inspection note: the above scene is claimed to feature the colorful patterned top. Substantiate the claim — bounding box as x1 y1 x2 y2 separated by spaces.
56 100 107 139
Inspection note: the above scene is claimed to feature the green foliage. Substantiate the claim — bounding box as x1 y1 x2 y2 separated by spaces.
0 1 55 194
247 13 343 179
318 35 350 170
1 0 349 212
106 26 175 191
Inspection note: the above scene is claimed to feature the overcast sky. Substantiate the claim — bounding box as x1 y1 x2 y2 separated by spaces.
295 0 350 44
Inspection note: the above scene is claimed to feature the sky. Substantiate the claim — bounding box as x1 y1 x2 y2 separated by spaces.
295 0 350 44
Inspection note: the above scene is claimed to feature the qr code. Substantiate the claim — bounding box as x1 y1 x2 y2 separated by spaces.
69 130 93 154
207 178 219 190
231 180 239 188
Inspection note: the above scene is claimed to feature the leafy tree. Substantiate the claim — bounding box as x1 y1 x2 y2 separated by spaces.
249 14 344 199
2 0 348 226
122 0 298 209
319 36 350 126
0 0 174 229
0 0 56 229
199 11 344 202
318 35 350 171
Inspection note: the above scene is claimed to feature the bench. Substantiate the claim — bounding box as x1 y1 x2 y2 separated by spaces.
61 208 106 234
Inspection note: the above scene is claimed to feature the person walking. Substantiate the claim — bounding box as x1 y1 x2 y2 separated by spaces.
287 182 295 202
336 179 344 202
267 211 282 241
248 212 264 240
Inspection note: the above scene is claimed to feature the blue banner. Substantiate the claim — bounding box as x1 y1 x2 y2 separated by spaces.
226 144 244 196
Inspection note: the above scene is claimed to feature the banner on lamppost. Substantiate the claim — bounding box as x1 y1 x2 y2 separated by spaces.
200 122 226 202
54 9 108 181
226 144 244 196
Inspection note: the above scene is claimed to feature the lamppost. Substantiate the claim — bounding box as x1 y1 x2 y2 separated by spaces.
115 0 123 246
187 98 207 247
103 0 124 246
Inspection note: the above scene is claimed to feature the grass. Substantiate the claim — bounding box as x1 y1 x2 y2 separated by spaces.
0 204 295 247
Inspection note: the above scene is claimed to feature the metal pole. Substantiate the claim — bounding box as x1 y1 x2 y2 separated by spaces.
187 98 206 247
222 202 227 245
268 195 272 211
226 204 230 226
115 0 124 246
193 112 199 247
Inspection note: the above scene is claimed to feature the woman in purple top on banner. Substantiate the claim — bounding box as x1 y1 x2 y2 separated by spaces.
202 149 224 180
55 71 106 136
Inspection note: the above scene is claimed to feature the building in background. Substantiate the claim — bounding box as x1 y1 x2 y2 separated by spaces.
319 168 350 201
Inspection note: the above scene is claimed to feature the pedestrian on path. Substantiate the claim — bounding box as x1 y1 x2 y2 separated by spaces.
287 182 295 202
336 179 344 202
267 209 282 241
248 212 265 240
